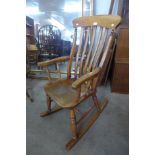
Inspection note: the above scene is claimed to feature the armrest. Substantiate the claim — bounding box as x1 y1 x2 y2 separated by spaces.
72 68 101 89
37 56 70 67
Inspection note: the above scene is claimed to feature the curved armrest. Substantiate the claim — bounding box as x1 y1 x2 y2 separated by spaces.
72 68 101 89
37 56 70 67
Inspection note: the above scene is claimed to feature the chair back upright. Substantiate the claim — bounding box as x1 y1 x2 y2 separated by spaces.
67 15 121 84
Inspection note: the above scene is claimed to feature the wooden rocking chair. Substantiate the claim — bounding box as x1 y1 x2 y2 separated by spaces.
38 15 121 150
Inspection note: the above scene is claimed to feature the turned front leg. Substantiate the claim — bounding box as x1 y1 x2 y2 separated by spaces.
70 109 78 139
40 94 53 117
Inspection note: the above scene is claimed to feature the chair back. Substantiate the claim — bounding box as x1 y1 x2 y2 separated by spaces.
67 15 121 82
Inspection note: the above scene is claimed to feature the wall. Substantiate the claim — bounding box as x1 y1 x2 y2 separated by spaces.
94 0 119 15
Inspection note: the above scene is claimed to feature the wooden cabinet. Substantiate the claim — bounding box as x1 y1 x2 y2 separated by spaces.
110 0 129 94
26 16 38 69
26 16 35 44
111 25 129 93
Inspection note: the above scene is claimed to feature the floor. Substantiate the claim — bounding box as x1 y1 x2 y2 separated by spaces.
26 78 129 155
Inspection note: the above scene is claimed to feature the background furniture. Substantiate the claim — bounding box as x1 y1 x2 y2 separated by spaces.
26 16 38 69
111 25 129 93
26 16 37 101
37 25 62 61
26 44 39 69
111 0 129 93
26 16 35 44
61 40 71 56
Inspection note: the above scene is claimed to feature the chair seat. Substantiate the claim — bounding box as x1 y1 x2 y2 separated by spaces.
44 79 79 108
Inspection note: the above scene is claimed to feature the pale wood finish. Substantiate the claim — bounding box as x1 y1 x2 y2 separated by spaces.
83 27 97 74
40 106 63 117
66 97 108 150
70 109 78 139
92 94 101 112
92 28 108 69
45 67 52 81
38 56 70 67
38 15 121 149
67 28 77 78
74 28 84 77
73 15 121 28
72 67 101 89
76 104 95 125
79 27 90 76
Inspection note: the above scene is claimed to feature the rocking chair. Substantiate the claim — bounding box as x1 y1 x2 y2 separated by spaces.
38 15 121 150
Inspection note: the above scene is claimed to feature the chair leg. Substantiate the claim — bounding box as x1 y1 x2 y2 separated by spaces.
70 109 78 139
92 94 101 112
66 98 108 150
40 94 52 117
26 89 33 102
40 94 63 117
46 94 52 112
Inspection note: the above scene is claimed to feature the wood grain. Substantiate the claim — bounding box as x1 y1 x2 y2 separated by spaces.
38 15 121 150
73 15 121 28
